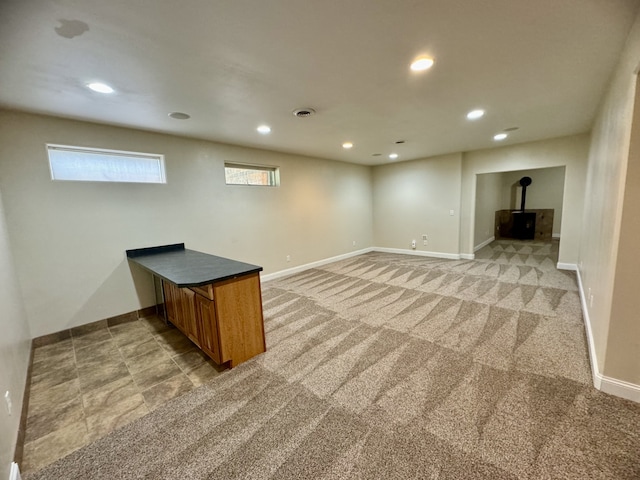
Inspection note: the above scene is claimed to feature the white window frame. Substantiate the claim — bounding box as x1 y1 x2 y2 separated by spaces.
224 162 280 187
46 144 166 184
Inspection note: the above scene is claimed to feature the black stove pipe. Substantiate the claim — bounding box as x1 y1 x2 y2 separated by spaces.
520 176 532 212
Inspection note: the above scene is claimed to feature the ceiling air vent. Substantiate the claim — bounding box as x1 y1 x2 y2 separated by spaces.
292 108 316 118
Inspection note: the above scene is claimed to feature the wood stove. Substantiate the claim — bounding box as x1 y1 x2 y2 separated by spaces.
512 177 535 239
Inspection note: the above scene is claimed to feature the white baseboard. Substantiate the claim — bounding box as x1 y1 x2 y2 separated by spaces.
459 253 475 260
10 462 22 480
576 268 640 403
600 375 640 402
552 233 561 239
261 247 374 282
262 246 466 282
556 262 577 271
373 247 461 260
474 236 495 252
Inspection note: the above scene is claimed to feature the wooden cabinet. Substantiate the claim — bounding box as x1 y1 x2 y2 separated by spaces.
194 293 222 364
162 272 265 368
163 281 181 329
180 287 200 347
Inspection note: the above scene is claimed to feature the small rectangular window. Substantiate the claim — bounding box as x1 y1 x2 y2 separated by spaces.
224 163 279 186
47 144 166 184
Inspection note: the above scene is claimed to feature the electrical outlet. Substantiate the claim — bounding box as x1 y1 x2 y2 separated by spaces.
352 240 356 246
4 391 12 416
423 240 428 246
422 234 428 240
286 255 291 262
411 239 416 249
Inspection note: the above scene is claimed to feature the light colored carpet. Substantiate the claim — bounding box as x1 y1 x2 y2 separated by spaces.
25 241 640 479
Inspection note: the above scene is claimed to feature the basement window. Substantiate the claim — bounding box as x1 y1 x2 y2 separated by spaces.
47 144 166 183
224 163 279 186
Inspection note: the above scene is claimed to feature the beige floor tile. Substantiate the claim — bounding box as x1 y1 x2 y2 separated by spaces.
142 373 194 410
109 321 151 348
85 394 148 441
187 361 225 387
30 363 78 393
25 396 84 442
22 315 229 472
124 346 171 374
172 349 209 374
140 315 172 334
111 329 155 350
155 329 196 356
29 377 81 415
30 351 75 377
82 376 141 416
119 337 164 360
77 358 130 393
32 339 74 364
74 339 120 366
131 358 183 390
21 420 89 473
109 319 147 334
71 328 112 350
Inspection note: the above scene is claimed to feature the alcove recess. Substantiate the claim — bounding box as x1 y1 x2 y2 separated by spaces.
495 176 554 241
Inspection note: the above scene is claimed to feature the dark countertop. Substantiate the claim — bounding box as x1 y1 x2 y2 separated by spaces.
126 243 263 287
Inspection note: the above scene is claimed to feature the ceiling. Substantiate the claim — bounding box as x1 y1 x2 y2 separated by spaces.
0 0 638 166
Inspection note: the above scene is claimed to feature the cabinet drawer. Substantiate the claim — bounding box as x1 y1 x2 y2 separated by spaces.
190 283 214 300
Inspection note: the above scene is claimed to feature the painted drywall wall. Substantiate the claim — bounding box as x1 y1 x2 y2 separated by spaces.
372 153 462 255
608 82 640 384
580 9 640 384
460 134 589 266
0 186 31 480
473 172 502 249
500 166 565 236
0 110 373 337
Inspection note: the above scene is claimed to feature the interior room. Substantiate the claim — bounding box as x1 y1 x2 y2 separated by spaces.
474 166 566 250
1 1 640 479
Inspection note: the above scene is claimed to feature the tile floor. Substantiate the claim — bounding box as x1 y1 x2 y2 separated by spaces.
22 315 227 473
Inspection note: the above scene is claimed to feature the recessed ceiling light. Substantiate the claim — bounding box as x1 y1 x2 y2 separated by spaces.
493 133 508 141
389 153 399 160
342 142 353 149
410 56 434 72
504 126 519 132
168 112 190 120
257 125 271 134
466 109 485 120
87 82 114 94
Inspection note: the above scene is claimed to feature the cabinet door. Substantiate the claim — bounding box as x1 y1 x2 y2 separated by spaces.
163 281 178 325
180 287 200 347
171 283 185 331
194 294 222 364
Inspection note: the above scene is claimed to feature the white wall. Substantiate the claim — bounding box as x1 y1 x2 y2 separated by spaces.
0 185 31 480
0 111 373 337
372 153 462 255
500 166 565 235
579 9 640 385
460 134 589 266
473 172 502 248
